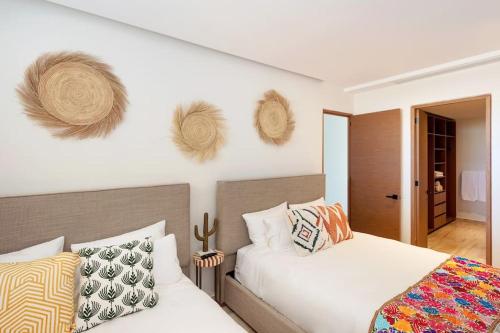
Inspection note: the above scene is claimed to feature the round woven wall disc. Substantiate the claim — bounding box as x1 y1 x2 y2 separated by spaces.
181 113 217 150
172 101 226 162
258 100 288 139
38 62 114 125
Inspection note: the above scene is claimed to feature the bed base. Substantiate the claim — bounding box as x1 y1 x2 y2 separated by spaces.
224 274 305 333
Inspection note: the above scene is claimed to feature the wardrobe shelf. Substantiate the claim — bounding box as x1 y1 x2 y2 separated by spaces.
427 113 456 234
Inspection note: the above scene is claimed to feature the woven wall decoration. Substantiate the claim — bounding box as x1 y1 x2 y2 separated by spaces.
254 89 295 145
172 101 226 162
17 52 127 139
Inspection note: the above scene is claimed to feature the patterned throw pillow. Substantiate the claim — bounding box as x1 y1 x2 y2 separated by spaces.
316 203 353 244
287 208 332 256
74 238 159 332
287 203 353 256
0 252 80 333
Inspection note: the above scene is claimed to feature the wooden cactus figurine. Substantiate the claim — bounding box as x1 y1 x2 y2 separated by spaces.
194 212 217 252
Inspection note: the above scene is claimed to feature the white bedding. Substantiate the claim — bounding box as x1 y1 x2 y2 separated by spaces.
235 232 449 333
88 276 245 333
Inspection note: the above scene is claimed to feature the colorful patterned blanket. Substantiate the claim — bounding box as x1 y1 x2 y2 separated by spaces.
370 256 500 333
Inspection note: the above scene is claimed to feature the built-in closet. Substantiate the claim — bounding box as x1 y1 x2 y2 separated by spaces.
415 96 489 263
427 113 456 232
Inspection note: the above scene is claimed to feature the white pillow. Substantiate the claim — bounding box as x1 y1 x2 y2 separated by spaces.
263 214 292 251
242 202 287 247
71 220 165 251
154 234 183 285
289 197 326 209
0 236 64 263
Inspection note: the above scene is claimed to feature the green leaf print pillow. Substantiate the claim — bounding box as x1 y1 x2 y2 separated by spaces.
74 238 158 332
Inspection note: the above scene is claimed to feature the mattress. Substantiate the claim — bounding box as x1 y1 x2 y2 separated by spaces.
235 232 449 333
88 275 245 332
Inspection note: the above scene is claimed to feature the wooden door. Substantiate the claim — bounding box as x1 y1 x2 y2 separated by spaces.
415 110 428 246
349 109 401 240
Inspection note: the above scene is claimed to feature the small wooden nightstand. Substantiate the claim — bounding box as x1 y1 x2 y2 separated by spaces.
193 250 224 303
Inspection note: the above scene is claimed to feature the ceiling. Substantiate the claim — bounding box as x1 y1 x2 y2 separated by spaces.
421 98 486 120
47 0 500 89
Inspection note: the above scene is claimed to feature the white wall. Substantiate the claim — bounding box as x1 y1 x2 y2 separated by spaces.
0 0 351 292
353 61 500 266
456 117 487 222
323 114 349 209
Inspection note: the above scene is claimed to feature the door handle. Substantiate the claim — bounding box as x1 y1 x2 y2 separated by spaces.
385 194 399 200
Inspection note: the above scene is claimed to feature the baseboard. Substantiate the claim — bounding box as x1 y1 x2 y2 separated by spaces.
457 212 486 222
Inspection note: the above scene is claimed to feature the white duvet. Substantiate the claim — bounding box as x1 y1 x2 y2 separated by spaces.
235 232 449 333
87 276 245 333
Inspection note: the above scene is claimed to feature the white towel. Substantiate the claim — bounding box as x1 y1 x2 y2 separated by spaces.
434 171 444 178
461 171 478 201
477 171 487 202
461 171 486 202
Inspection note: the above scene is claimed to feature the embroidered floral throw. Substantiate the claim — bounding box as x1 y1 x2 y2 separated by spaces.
371 256 500 333
74 238 159 332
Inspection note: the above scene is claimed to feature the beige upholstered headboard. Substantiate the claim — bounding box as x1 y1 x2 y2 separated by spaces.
0 184 190 274
216 174 325 275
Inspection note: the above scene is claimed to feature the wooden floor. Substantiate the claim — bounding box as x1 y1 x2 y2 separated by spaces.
427 218 486 263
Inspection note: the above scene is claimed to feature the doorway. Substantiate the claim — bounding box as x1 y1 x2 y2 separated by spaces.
322 110 350 211
411 95 492 264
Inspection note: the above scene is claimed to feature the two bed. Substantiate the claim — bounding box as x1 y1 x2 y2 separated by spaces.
216 174 499 333
2 176 497 332
0 184 244 333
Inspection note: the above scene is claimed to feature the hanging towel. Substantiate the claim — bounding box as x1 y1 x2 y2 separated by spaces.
461 171 478 201
477 171 487 202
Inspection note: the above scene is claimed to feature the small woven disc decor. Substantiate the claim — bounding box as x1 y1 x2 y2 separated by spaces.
254 89 295 145
17 51 127 139
172 101 226 162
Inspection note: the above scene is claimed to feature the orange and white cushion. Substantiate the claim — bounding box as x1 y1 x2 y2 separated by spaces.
315 203 353 244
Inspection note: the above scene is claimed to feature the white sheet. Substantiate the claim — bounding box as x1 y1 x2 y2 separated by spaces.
235 232 449 333
461 170 487 202
88 276 245 333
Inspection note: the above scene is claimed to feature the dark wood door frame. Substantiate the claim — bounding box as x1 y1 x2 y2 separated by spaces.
411 94 492 265
322 109 352 215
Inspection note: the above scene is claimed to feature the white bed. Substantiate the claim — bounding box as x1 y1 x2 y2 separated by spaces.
88 276 246 333
235 232 449 333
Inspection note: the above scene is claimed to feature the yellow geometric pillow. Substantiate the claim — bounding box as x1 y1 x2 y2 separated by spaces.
0 252 80 333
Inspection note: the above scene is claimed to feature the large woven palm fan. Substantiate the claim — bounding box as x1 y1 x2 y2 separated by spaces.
17 51 128 139
254 90 295 145
172 101 226 162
